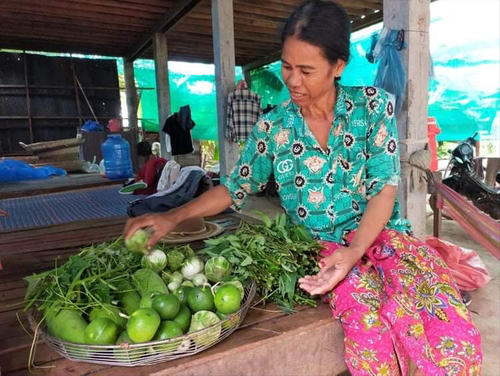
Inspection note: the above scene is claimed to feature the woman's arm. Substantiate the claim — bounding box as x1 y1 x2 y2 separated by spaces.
298 184 396 295
347 184 396 256
124 185 233 249
300 89 401 295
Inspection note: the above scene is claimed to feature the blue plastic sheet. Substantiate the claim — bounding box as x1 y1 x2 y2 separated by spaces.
0 159 67 182
81 120 104 132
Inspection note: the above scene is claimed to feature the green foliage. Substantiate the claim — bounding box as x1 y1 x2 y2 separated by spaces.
199 213 322 311
24 238 143 314
166 249 185 271
132 268 169 297
437 141 458 159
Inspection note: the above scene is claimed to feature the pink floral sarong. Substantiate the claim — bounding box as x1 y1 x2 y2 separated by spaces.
322 229 482 376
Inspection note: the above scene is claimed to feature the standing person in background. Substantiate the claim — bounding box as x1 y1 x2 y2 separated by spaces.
125 1 482 374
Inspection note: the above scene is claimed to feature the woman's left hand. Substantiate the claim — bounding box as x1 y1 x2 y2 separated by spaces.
298 246 363 295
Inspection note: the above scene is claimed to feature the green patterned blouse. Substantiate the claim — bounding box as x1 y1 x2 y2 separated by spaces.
223 84 412 242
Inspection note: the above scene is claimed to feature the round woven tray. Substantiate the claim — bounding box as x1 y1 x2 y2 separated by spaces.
29 282 256 367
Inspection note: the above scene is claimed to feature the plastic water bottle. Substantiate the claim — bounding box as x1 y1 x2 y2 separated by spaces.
101 134 133 179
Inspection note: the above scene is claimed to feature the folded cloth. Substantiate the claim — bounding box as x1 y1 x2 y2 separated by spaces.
425 236 491 291
156 160 181 192
127 168 205 217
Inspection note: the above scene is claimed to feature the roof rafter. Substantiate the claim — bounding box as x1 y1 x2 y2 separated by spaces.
126 0 202 61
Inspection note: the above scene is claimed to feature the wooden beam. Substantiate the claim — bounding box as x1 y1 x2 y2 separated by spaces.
336 0 382 10
212 0 239 177
243 50 282 72
124 59 139 159
123 59 138 132
127 0 202 60
384 0 430 238
22 52 33 143
350 11 383 31
71 60 83 127
152 32 171 159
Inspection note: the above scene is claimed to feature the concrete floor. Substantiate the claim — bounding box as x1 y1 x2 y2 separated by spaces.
241 195 500 376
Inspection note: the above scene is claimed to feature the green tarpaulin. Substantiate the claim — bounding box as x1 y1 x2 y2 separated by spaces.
116 0 498 142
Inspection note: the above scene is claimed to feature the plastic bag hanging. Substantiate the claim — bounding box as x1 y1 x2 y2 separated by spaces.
368 27 407 115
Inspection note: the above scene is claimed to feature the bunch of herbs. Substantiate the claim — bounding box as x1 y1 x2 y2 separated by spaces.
199 212 322 311
24 238 142 314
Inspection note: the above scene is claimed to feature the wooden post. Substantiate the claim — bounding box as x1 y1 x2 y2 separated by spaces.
212 0 239 177
22 52 33 143
123 59 138 133
153 32 171 158
71 60 83 129
384 0 430 237
243 67 252 89
433 192 442 237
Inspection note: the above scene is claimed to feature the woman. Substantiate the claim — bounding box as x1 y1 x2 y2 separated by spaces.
125 1 482 374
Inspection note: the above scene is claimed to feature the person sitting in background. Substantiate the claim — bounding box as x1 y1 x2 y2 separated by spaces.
134 141 166 195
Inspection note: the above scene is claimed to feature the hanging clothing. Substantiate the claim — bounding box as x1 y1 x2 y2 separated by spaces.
163 105 196 155
226 88 262 142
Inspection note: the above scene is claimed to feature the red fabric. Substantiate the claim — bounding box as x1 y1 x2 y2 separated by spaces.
427 117 441 171
436 182 500 259
135 157 167 195
425 236 491 291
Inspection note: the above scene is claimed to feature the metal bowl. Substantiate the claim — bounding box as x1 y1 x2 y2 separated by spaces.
29 282 256 367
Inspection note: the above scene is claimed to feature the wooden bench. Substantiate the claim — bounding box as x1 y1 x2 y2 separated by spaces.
0 213 349 376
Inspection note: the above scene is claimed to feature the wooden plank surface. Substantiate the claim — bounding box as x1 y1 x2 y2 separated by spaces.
3 304 344 376
0 211 347 375
0 174 123 199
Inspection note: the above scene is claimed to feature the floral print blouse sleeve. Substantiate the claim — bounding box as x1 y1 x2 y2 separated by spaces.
222 116 274 210
365 90 401 200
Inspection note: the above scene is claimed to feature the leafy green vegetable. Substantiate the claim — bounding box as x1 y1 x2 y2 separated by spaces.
23 238 142 314
166 249 185 271
125 229 149 253
132 268 168 297
181 257 204 280
191 273 208 287
141 249 168 272
188 310 221 347
178 245 195 259
200 213 322 311
204 256 231 282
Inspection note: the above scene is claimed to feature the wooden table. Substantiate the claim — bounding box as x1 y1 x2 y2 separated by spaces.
0 213 348 376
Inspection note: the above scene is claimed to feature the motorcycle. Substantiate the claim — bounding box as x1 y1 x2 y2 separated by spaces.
441 132 500 219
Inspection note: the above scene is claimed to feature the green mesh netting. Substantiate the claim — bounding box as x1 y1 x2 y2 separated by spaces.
114 0 498 143
250 21 499 142
117 60 241 140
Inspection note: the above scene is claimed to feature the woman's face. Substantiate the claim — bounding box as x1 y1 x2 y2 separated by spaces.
281 35 345 107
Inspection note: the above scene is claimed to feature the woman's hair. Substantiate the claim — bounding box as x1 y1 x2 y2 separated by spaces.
281 0 351 64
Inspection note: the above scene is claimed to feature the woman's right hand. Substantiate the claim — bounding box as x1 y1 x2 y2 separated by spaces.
124 212 178 250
